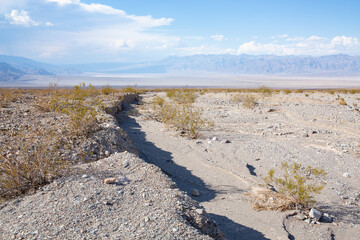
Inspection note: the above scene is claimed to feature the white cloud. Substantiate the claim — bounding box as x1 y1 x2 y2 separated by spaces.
45 21 54 26
5 9 39 26
271 34 288 39
211 34 225 42
237 35 360 56
46 0 76 6
46 0 173 28
331 36 359 47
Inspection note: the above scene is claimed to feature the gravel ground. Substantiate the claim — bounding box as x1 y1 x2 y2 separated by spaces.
0 152 223 239
0 90 223 240
128 90 359 239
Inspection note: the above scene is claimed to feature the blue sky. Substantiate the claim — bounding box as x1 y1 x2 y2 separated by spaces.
0 0 360 64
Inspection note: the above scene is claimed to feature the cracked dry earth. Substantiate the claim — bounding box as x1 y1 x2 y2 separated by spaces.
119 91 360 240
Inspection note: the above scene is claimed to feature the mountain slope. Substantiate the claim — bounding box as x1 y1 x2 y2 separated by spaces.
0 55 81 75
0 62 26 82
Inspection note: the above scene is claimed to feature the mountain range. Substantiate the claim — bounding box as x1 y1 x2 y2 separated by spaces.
68 54 360 75
0 55 81 82
1 54 360 82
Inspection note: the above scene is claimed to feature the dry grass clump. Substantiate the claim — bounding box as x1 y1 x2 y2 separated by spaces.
165 88 198 104
152 90 212 138
256 161 327 210
256 86 273 97
0 128 68 199
230 94 258 109
283 89 292 95
35 83 109 136
339 98 347 105
251 187 297 211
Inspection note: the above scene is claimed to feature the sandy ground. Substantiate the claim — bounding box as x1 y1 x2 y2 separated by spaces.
118 91 360 240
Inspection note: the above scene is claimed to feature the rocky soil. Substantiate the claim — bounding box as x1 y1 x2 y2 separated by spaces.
0 89 223 239
121 90 359 240
0 152 222 239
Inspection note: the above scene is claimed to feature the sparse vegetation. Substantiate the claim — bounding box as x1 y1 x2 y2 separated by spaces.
339 98 347 105
256 86 273 97
0 84 135 200
283 89 292 95
152 90 212 138
230 94 258 109
0 128 68 199
257 161 327 210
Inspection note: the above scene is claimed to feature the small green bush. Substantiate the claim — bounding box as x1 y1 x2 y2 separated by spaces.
264 161 326 208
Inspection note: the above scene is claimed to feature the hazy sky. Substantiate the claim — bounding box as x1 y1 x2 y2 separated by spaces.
1 0 360 64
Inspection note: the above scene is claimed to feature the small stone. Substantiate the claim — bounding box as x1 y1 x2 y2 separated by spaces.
302 133 309 137
195 140 202 144
343 172 351 178
304 219 311 224
172 227 178 232
105 151 110 157
81 174 89 178
192 189 200 197
104 178 117 184
144 217 150 222
212 136 219 141
118 176 130 185
296 214 306 220
321 213 333 223
195 209 204 215
309 208 322 221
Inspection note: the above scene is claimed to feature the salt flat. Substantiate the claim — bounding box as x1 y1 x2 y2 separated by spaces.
4 74 360 89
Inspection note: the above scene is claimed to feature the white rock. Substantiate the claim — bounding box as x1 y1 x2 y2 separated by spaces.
195 209 204 214
309 208 322 221
343 172 351 178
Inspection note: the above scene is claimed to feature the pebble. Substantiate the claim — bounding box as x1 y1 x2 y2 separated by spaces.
342 172 351 178
195 209 204 215
104 178 117 184
309 208 322 221
192 189 200 197
81 174 89 178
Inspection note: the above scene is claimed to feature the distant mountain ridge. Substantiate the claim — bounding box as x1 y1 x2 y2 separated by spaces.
0 55 82 82
75 54 360 75
1 54 360 82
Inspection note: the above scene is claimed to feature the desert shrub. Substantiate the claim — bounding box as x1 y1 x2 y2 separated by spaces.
151 92 211 138
171 104 210 138
295 89 304 93
122 86 138 94
305 93 309 97
243 95 258 109
262 161 326 209
166 89 198 104
101 85 114 95
0 129 68 199
283 89 292 95
257 86 273 97
328 90 335 95
230 93 243 103
339 98 347 105
230 94 257 108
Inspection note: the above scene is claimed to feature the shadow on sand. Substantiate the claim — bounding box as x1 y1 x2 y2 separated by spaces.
117 108 270 240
